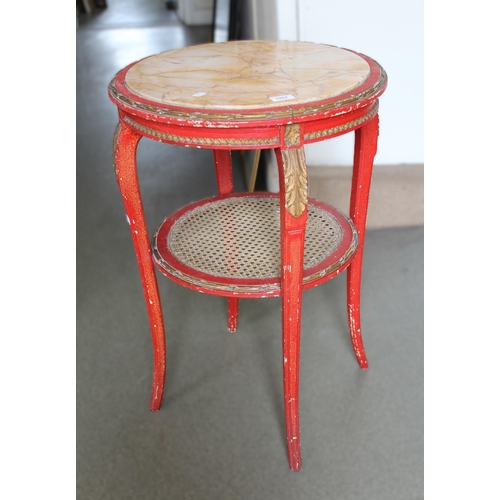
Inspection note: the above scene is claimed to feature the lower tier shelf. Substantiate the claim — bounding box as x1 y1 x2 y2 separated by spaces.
152 193 358 297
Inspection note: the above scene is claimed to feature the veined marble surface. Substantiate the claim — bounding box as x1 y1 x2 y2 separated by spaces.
124 40 371 110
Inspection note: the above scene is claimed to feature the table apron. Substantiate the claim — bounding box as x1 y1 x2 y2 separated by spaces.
119 100 379 150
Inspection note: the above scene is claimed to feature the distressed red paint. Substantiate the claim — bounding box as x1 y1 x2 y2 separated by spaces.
109 42 387 471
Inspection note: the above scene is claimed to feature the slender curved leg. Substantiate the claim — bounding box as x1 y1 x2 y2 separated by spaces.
275 138 308 471
213 150 239 332
347 114 380 369
114 122 166 411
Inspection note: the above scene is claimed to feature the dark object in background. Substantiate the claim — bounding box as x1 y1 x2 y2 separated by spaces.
252 153 267 192
77 0 107 13
165 1 177 9
212 0 242 43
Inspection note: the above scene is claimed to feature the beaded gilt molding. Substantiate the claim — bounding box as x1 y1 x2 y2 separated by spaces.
305 100 379 141
119 99 379 150
123 116 279 147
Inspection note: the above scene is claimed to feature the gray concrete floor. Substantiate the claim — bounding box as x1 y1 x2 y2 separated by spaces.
76 2 423 498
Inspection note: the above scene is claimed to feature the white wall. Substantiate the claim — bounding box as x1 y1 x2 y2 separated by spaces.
177 0 214 26
243 0 297 44
243 0 423 167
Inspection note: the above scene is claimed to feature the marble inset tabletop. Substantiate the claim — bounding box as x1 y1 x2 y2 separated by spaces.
124 40 371 110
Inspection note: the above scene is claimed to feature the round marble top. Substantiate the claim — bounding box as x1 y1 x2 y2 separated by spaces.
124 40 372 111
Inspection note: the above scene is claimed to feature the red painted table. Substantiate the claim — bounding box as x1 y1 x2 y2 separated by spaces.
108 40 387 471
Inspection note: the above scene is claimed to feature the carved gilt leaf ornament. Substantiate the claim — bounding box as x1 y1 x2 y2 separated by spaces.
282 147 308 218
282 124 308 217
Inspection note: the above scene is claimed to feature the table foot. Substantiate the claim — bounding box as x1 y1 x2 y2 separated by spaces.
227 297 238 332
347 260 369 369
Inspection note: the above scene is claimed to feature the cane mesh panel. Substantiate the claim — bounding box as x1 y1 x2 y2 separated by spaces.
166 196 343 280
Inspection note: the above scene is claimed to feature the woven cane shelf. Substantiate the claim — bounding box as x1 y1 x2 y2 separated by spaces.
153 193 358 297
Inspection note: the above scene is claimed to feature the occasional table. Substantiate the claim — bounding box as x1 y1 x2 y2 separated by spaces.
108 40 387 471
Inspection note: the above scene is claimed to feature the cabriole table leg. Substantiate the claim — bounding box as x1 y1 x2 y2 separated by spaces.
114 121 167 411
346 114 380 369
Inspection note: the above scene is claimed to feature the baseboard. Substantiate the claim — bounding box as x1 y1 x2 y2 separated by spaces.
307 164 424 229
265 158 423 229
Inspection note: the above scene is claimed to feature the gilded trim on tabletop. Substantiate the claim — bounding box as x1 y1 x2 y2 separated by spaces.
305 100 379 141
109 69 386 122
